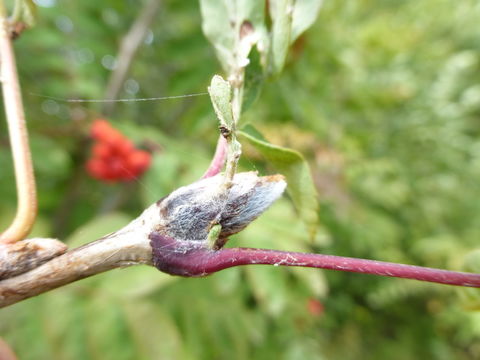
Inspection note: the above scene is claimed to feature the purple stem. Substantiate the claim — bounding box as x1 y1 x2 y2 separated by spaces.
201 135 227 178
150 233 480 287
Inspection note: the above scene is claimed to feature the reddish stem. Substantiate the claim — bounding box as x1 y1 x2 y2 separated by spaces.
150 233 480 287
214 248 480 287
201 135 227 178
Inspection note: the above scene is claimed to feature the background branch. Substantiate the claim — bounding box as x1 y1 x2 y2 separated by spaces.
102 0 162 115
51 0 161 236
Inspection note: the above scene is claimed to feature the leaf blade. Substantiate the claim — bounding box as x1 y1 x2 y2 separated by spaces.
239 126 319 237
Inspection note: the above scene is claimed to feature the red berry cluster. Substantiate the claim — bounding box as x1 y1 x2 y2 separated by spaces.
86 119 151 182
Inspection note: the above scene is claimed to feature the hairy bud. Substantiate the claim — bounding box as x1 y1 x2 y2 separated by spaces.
154 172 286 245
149 172 286 275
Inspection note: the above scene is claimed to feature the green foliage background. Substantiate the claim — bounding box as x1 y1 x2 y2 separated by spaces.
1 0 480 359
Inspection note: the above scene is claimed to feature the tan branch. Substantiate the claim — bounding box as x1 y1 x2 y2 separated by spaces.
102 0 162 115
0 203 159 308
0 1 37 244
0 238 67 279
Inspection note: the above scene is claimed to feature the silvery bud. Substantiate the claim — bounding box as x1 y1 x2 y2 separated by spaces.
154 172 286 246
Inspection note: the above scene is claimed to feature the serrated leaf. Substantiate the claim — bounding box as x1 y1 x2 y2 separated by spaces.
96 266 179 299
463 249 480 274
122 301 185 360
85 297 135 360
238 199 328 297
239 125 319 238
245 265 289 315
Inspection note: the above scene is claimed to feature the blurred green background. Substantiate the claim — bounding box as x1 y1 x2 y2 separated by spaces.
1 0 480 359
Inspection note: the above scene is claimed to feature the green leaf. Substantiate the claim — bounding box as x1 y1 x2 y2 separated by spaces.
30 136 71 178
199 0 266 73
238 199 328 297
239 125 319 238
208 75 234 129
269 0 294 74
268 0 323 74
22 0 37 27
94 266 179 300
13 0 37 27
242 46 264 111
244 265 289 315
291 0 323 41
122 301 185 360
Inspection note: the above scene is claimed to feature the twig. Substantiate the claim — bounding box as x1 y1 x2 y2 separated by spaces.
150 235 480 287
0 203 158 308
0 1 37 244
102 0 162 115
0 238 67 279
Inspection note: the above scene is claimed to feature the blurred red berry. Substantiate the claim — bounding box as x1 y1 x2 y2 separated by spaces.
92 142 112 159
86 158 108 180
90 119 113 140
127 150 151 172
112 138 134 155
307 298 324 317
86 119 152 183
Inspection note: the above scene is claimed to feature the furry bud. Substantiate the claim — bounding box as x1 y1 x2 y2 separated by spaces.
155 172 286 244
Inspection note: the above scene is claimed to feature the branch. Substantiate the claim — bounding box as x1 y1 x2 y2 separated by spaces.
1 172 479 309
0 203 158 307
0 238 66 279
102 0 162 115
0 1 37 244
150 232 480 287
